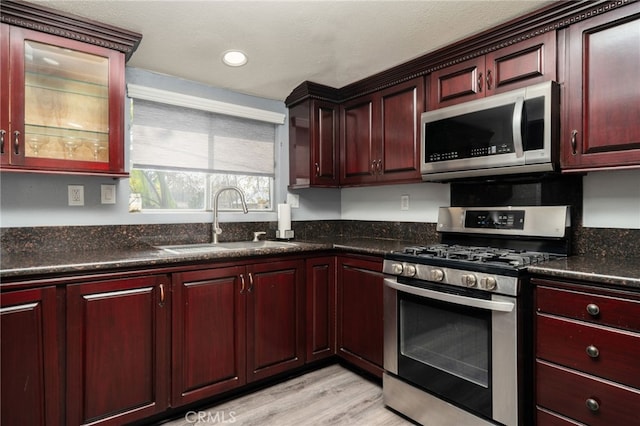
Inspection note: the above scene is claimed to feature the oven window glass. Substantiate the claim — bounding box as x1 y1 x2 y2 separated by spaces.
400 297 490 388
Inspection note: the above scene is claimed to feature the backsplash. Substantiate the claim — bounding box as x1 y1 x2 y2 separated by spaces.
1 220 637 259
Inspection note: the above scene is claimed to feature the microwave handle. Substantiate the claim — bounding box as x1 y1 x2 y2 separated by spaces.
512 96 525 158
384 278 515 312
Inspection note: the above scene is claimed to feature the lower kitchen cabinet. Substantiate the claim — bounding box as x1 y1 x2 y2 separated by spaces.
247 259 306 381
337 255 384 377
1 286 61 426
66 275 171 426
171 258 305 406
171 266 247 406
533 278 640 425
305 256 337 362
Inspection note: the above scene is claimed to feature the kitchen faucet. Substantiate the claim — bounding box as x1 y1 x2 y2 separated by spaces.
212 186 249 244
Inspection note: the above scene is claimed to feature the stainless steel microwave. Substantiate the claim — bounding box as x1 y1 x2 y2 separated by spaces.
421 81 559 181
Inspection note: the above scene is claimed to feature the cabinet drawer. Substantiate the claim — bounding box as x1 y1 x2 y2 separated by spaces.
536 284 640 331
537 360 640 425
537 407 584 426
537 314 640 389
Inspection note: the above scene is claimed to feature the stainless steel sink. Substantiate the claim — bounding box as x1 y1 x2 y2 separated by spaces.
156 240 298 254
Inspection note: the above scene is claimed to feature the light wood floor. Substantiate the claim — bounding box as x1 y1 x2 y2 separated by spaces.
161 364 414 425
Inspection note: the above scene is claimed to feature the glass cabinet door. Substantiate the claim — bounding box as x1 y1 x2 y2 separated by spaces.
23 40 110 163
5 26 125 175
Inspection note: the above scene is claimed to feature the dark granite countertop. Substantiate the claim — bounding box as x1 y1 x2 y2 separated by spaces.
528 256 640 290
0 237 413 281
2 236 639 292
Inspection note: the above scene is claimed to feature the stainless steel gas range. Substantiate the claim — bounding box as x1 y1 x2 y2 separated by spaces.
382 205 571 426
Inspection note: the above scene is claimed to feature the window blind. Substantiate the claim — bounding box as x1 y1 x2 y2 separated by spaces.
131 99 275 176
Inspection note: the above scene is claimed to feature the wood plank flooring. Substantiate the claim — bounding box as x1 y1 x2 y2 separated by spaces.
161 364 414 425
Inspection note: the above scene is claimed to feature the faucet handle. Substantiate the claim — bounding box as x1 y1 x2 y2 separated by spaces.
252 231 267 242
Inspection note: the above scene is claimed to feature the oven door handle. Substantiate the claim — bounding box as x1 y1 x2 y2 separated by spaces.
385 279 515 312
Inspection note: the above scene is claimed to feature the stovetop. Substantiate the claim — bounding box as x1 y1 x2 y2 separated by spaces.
396 244 552 268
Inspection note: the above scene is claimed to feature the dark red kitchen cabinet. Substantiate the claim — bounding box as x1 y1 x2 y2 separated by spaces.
340 77 423 186
1 286 61 426
533 278 640 425
289 99 339 188
66 275 170 425
1 25 128 176
337 255 384 378
561 2 640 171
247 259 305 381
305 256 337 362
430 31 556 108
171 266 246 406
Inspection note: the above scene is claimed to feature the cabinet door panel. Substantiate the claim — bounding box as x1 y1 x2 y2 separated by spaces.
172 267 246 405
486 31 555 94
247 260 304 381
314 102 339 185
337 256 383 377
306 257 336 361
429 57 485 108
1 24 9 166
380 78 423 181
67 276 169 425
1 286 60 426
563 5 640 169
341 99 376 185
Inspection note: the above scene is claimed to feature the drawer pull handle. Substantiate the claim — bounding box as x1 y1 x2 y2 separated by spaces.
586 303 600 316
586 345 600 358
585 398 600 412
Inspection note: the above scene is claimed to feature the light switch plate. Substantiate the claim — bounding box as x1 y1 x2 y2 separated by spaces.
101 184 116 204
68 185 84 206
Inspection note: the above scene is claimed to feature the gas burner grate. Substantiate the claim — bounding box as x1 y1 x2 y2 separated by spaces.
397 244 552 268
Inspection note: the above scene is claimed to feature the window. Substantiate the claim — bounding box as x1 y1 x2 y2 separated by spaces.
129 95 278 212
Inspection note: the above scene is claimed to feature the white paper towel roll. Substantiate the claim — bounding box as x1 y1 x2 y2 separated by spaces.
278 203 291 231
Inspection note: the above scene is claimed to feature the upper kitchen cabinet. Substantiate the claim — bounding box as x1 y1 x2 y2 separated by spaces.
561 2 640 172
340 77 424 186
288 95 340 188
0 1 141 176
429 31 556 109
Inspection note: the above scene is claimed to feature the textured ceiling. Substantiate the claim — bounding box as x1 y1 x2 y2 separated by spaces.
33 0 553 101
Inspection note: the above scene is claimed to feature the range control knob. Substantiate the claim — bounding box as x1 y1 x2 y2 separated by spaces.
480 277 497 291
404 264 417 277
391 263 404 275
430 269 445 282
462 274 477 288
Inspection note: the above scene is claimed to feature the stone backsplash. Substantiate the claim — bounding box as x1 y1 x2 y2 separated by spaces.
1 220 637 259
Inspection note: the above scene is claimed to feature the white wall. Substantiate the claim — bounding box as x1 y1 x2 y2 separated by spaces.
582 169 640 229
341 182 449 223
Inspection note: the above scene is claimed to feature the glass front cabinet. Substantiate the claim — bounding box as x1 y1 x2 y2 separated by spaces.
1 3 141 176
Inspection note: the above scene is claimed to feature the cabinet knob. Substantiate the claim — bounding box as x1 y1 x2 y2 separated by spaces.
586 303 600 317
586 345 600 358
314 162 320 177
477 72 483 92
585 398 600 412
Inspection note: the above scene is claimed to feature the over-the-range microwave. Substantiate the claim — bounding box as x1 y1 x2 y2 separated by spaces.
421 81 559 181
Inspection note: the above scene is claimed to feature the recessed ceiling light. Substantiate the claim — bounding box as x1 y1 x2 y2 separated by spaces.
222 50 248 67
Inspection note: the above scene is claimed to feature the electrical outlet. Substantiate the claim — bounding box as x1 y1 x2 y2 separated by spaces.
101 184 116 204
400 194 409 211
68 185 84 206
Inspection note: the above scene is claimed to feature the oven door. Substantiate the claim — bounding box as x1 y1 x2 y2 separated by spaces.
384 277 519 425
